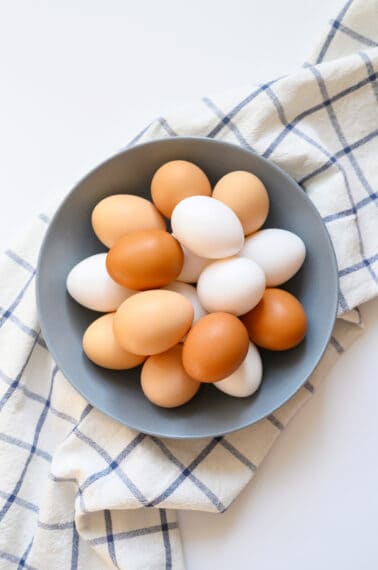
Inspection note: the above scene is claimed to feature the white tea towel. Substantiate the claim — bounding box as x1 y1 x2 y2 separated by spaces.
0 0 377 568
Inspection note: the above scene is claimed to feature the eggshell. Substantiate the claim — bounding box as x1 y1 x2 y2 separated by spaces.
114 290 194 355
176 243 210 283
214 342 262 397
171 196 244 259
213 171 269 235
141 345 200 408
182 312 249 382
83 313 145 370
106 230 183 290
241 288 307 350
163 282 206 324
197 257 265 316
240 229 306 286
92 194 165 247
66 253 134 312
151 160 211 218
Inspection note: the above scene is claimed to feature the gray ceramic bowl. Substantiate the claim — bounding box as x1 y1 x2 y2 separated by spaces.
36 137 338 439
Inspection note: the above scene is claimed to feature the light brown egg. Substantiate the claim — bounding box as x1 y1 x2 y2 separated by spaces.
114 290 194 355
141 344 200 408
83 313 145 369
106 230 184 290
151 160 212 218
241 288 307 350
212 171 269 235
92 194 166 247
182 312 249 382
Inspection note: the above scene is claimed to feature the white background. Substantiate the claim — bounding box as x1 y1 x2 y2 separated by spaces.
1 1 378 568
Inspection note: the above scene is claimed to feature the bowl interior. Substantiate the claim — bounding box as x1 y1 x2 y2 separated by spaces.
37 137 338 438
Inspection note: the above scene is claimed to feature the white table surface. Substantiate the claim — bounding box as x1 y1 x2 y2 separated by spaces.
1 1 378 568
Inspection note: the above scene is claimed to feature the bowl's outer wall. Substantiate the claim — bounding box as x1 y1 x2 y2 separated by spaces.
37 138 338 438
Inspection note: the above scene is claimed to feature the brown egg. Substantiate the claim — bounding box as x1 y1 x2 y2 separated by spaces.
241 288 307 350
182 312 249 382
114 290 194 355
92 194 166 247
83 313 145 369
151 160 212 218
141 345 200 408
106 230 184 290
212 171 269 235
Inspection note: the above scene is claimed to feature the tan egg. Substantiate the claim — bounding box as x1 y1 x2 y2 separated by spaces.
213 171 269 235
83 313 145 369
92 194 166 247
241 288 307 350
182 312 249 382
141 344 200 408
114 290 194 355
151 160 212 218
106 230 184 290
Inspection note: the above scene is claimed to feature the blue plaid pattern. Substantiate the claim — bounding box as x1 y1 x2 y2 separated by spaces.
0 1 375 568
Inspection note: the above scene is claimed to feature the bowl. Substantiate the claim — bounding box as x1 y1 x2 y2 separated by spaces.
36 137 338 439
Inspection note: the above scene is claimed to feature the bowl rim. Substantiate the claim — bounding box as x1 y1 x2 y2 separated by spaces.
36 136 339 438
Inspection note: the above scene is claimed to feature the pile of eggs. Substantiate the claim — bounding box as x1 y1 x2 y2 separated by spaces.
67 160 307 408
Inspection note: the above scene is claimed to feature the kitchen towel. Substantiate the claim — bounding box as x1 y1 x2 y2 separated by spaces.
0 0 377 568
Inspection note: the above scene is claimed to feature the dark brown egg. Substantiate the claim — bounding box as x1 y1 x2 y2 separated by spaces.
106 230 183 290
182 312 249 382
241 288 307 350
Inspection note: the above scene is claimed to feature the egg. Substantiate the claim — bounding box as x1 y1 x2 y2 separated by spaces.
114 290 194 355
182 312 249 382
66 253 134 312
240 228 306 286
92 194 165 247
83 313 145 369
106 230 183 290
214 342 262 397
197 257 265 316
241 288 307 350
163 282 206 324
213 171 269 235
171 196 244 259
141 345 200 408
151 160 212 218
176 242 210 283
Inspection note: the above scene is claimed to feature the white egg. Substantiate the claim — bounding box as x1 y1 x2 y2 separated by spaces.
163 281 206 324
66 253 134 311
177 243 210 283
171 196 244 259
215 343 262 397
197 257 265 316
240 228 306 286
